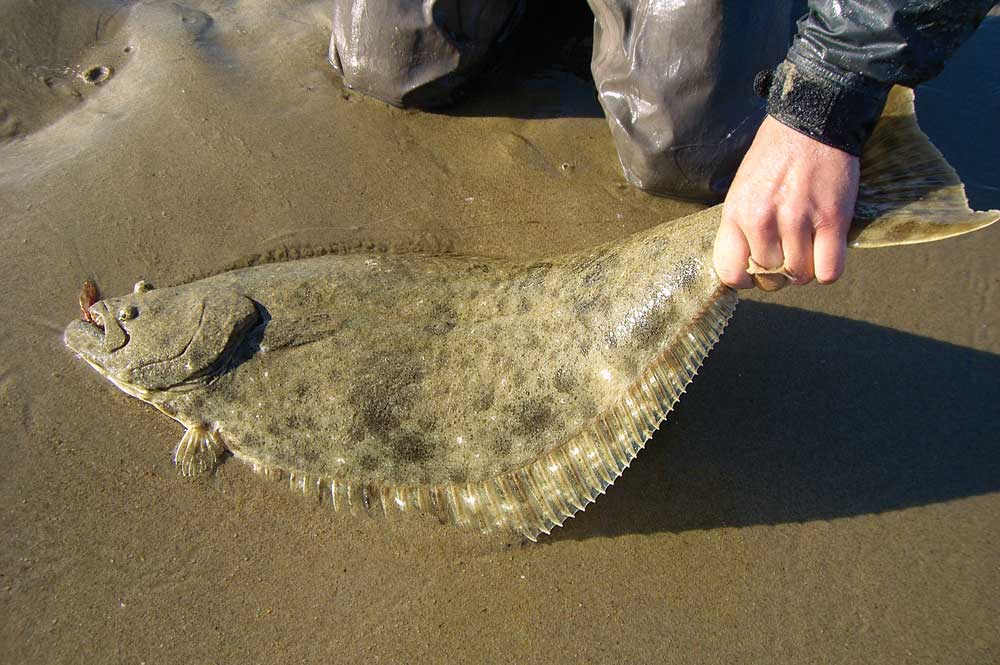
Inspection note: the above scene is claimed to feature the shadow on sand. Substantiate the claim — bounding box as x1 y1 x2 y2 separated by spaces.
431 0 604 120
552 302 1000 541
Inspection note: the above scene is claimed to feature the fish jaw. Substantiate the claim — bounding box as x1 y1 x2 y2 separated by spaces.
64 318 154 402
64 317 114 373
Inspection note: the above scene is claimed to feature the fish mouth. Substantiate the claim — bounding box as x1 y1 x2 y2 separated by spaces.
63 317 106 358
63 319 119 384
64 301 128 364
63 317 151 400
68 301 129 355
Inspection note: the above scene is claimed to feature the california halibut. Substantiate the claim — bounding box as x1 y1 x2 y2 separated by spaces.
64 88 998 540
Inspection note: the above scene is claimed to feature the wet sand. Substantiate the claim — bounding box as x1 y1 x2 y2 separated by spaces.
2 2 998 663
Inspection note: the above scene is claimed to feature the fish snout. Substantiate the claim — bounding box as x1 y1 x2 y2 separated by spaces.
66 301 129 356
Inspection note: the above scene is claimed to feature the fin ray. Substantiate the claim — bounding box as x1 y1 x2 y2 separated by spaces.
174 425 226 476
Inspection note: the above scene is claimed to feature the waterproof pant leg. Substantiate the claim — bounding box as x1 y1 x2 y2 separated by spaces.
328 0 525 109
587 1 797 202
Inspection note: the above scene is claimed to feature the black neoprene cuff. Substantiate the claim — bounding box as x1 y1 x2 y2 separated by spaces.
763 57 892 157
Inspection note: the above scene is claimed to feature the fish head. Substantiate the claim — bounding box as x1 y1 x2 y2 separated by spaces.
64 282 260 396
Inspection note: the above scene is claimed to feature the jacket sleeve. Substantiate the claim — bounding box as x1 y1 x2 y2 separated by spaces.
765 1 995 156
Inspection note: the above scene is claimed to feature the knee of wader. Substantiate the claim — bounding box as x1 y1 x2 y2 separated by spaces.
327 0 525 110
615 140 746 204
328 35 464 109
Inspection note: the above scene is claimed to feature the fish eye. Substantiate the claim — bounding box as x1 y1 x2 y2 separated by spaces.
118 305 139 321
133 280 154 294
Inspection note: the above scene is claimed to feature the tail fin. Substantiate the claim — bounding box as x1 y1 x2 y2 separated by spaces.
849 86 998 248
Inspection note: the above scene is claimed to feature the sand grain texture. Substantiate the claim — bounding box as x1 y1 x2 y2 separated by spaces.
2 2 998 663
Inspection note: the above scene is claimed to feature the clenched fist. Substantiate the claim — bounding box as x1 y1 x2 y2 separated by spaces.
714 115 860 290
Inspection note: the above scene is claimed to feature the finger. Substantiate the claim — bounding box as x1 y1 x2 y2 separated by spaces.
779 219 815 285
741 211 785 272
814 223 847 284
713 218 753 289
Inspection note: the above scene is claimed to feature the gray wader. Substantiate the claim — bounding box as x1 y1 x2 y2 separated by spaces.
328 1 796 202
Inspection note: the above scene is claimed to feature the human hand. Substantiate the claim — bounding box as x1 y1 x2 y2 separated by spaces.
713 115 860 290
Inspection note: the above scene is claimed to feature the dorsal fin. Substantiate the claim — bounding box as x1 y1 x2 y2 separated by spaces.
177 234 464 284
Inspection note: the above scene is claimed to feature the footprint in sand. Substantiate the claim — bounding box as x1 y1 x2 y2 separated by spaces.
0 0 133 140
79 65 113 86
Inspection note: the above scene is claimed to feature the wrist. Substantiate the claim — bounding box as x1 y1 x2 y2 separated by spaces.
762 58 890 157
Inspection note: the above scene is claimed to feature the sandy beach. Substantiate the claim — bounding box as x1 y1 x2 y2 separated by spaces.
2 2 998 662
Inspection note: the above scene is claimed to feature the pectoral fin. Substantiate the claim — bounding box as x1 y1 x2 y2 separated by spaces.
174 425 226 476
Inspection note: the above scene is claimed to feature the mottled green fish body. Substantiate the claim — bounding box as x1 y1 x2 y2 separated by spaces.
64 88 997 539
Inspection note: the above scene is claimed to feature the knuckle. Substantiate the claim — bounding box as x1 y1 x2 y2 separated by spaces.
715 265 751 288
721 200 741 222
714 265 740 282
791 272 815 286
739 201 777 228
742 214 776 237
812 205 850 233
778 212 812 233
784 258 814 285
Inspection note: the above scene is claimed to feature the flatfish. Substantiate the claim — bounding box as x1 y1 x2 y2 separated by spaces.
64 89 998 540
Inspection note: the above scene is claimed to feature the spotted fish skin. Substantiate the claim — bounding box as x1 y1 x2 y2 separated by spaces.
63 87 998 538
67 202 722 484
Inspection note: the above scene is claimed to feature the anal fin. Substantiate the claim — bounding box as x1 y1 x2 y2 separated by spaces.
174 425 226 476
